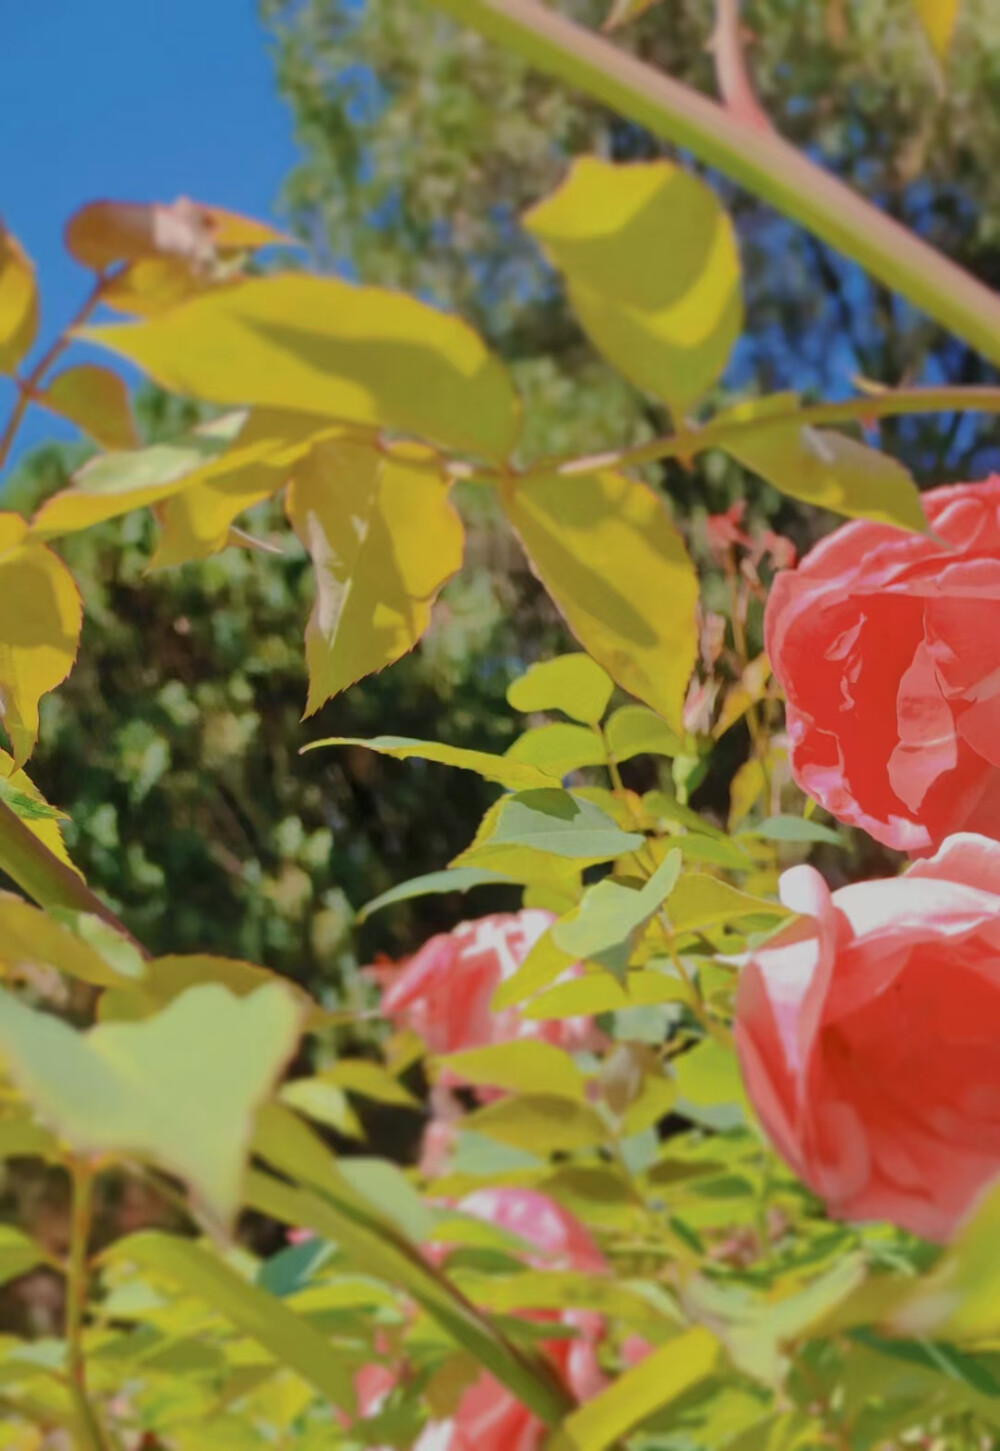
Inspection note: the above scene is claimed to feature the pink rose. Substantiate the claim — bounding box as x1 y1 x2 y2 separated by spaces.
377 910 597 1056
765 477 1000 851
735 834 1000 1242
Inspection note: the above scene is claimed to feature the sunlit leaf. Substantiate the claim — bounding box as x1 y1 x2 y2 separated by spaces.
279 1077 365 1139
0 227 37 375
303 733 557 792
523 967 691 1020
103 1231 355 1410
83 272 521 458
96 951 325 1030
454 789 643 866
0 1227 50 1286
506 723 607 778
0 982 303 1225
463 1094 609 1153
507 655 614 725
504 470 699 732
37 364 138 452
729 757 768 832
319 1059 422 1109
358 866 511 922
0 893 133 988
666 873 789 934
605 704 684 763
525 158 741 417
0 515 82 766
718 395 926 532
912 0 961 59
288 439 464 712
739 816 844 847
673 1038 748 1111
553 848 681 975
545 1327 719 1450
491 926 579 1011
0 753 77 875
437 1041 587 1101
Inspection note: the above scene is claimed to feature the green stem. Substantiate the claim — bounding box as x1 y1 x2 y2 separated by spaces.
425 0 1000 369
65 1162 112 1451
538 386 1000 481
0 800 148 955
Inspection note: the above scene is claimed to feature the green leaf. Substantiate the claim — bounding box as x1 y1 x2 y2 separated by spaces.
303 733 558 792
37 363 139 452
507 655 614 726
525 157 742 418
103 1231 355 1411
491 926 578 1011
605 704 683 763
249 1105 572 1427
504 470 699 733
739 816 845 847
673 1038 748 1111
717 396 926 533
888 1181 1000 1344
0 226 37 375
553 849 682 976
83 272 521 459
437 1041 587 1100
0 983 303 1226
357 866 512 922
506 724 608 778
455 789 643 865
463 1093 609 1153
0 1226 50 1285
667 874 791 934
522 967 692 1020
0 893 133 988
288 439 465 711
544 1326 719 1450
0 514 83 766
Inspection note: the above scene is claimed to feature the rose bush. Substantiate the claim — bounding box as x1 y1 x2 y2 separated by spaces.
735 832 1000 1243
766 477 1000 853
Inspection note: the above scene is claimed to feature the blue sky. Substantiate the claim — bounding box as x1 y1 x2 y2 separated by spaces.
2 1 300 463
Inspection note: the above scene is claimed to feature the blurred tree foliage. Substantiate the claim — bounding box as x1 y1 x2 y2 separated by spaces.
8 0 1000 995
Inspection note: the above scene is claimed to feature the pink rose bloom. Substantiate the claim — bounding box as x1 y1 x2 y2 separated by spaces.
377 910 598 1056
735 834 1000 1243
765 477 1000 852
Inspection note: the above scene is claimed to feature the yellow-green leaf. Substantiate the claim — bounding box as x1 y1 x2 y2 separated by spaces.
0 1226 50 1286
0 752 78 876
464 1094 609 1154
507 655 614 725
523 968 691 1020
545 1327 719 1450
504 470 698 732
0 226 37 375
0 515 82 766
287 439 464 712
554 849 681 976
0 982 303 1225
303 734 558 792
38 364 139 452
83 272 521 458
673 1038 748 1110
491 925 579 1011
0 893 132 988
96 951 324 1030
912 0 961 59
320 1059 422 1109
506 723 607 778
525 158 742 417
358 866 511 922
455 788 643 865
103 1231 354 1410
667 873 789 933
605 704 683 763
719 396 925 532
437 1041 587 1101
